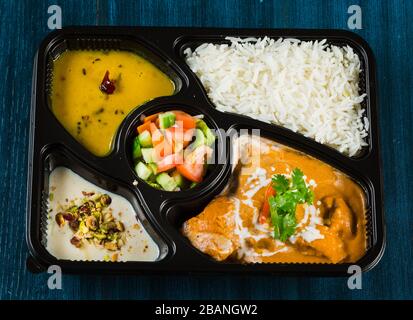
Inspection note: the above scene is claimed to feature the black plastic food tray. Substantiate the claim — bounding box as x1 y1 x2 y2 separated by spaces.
26 27 385 276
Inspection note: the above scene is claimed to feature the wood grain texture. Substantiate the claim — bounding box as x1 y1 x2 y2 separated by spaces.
0 0 412 299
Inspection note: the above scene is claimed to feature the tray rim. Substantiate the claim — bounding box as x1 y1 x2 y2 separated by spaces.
26 26 386 276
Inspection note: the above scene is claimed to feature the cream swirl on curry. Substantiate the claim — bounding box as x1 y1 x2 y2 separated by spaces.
182 135 367 264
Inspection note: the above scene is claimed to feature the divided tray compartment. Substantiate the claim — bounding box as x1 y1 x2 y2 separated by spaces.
27 145 171 273
27 27 385 276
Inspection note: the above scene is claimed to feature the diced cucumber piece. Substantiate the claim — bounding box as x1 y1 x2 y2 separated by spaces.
196 119 216 146
141 148 155 163
132 136 142 160
148 163 158 175
159 112 176 129
147 182 162 190
138 130 152 148
156 173 178 191
171 170 186 188
135 162 152 181
190 182 198 189
147 173 157 183
191 128 206 149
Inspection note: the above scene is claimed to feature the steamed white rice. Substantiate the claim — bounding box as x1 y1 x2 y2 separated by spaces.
184 37 368 156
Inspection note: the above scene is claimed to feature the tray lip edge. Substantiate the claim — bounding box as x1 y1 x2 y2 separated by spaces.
25 26 385 276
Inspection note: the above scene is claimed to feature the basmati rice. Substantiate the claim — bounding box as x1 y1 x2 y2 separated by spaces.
184 37 368 156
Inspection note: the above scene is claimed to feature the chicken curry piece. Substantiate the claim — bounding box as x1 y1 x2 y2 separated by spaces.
182 135 367 264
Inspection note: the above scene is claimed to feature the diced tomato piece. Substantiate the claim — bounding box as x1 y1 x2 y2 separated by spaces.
177 145 212 182
150 123 164 146
176 162 204 183
137 121 152 134
149 122 158 134
164 127 178 143
172 111 196 129
157 161 175 173
183 128 195 147
154 140 173 159
258 184 276 224
167 127 194 140
164 127 195 152
156 153 184 172
143 112 160 123
164 127 180 153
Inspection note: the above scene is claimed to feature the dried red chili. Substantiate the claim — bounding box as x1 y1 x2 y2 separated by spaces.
99 70 116 94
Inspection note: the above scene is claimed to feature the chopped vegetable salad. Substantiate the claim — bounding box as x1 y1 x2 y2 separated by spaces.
132 110 215 191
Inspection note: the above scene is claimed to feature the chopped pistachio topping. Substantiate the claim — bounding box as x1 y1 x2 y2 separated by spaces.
55 192 126 253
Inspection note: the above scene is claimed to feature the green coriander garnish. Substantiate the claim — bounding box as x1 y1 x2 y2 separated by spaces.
269 168 314 241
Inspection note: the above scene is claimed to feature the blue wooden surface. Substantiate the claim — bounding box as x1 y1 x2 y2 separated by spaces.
0 0 412 300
